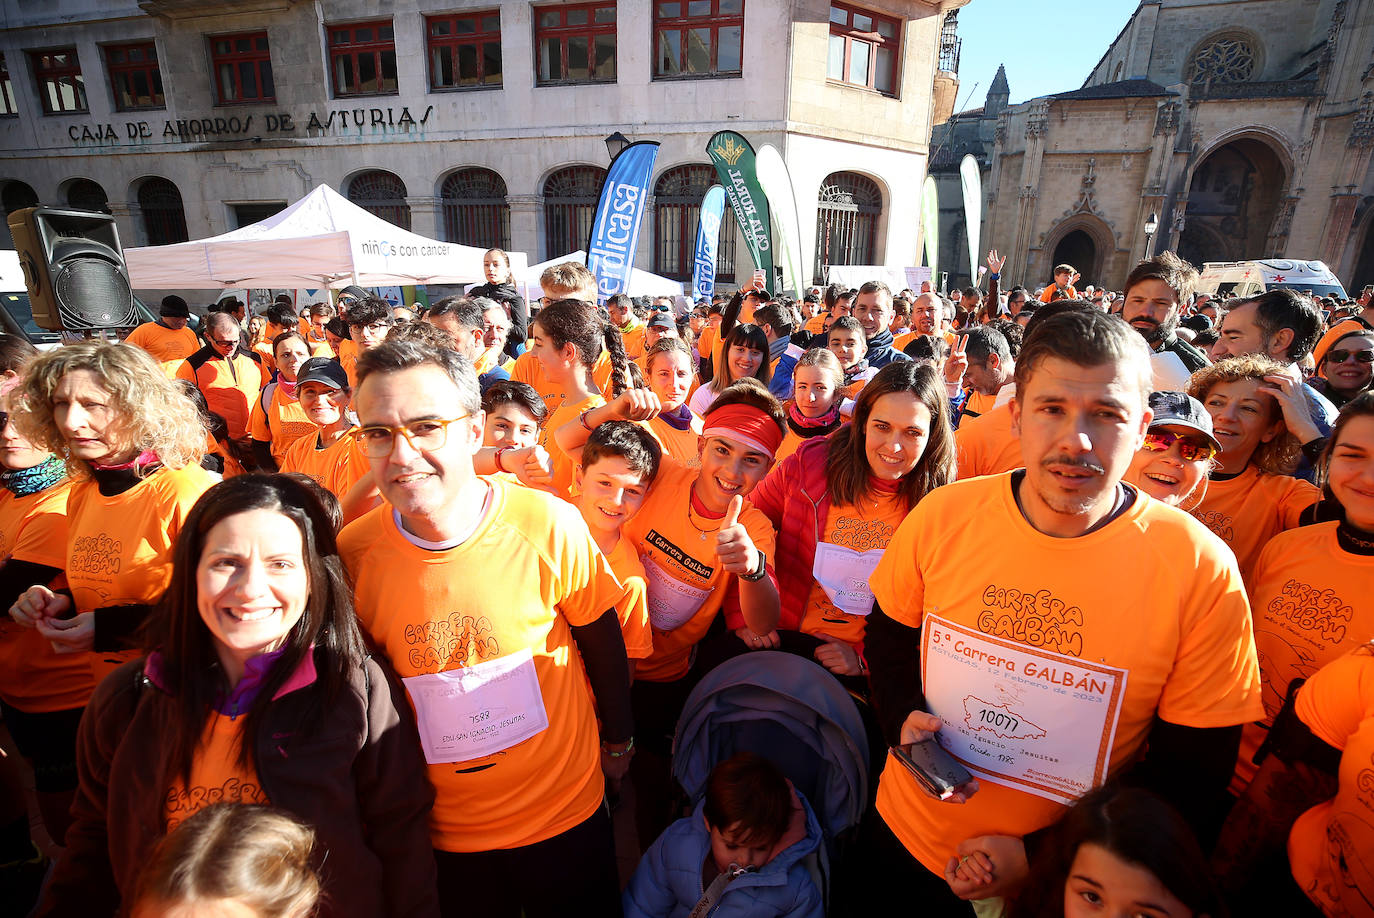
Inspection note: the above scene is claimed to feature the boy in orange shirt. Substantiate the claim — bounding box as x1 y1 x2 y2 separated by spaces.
574 421 661 672
1039 264 1080 302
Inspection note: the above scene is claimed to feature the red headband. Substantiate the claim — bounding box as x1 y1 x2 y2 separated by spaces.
702 403 783 458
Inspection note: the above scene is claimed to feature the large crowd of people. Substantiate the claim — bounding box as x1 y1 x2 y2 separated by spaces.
0 244 1371 918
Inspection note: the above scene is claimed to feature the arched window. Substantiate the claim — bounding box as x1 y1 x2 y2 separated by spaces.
440 168 510 249
813 172 881 283
138 177 188 245
653 164 736 282
1 180 38 215
1186 34 1258 85
347 170 410 230
66 178 109 213
543 165 605 259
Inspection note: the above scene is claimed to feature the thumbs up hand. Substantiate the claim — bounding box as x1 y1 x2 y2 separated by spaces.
715 495 760 576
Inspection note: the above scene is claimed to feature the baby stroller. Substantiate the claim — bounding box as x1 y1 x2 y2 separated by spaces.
672 652 871 911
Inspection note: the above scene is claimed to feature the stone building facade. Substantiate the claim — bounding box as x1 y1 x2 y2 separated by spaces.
931 0 1374 293
0 0 966 293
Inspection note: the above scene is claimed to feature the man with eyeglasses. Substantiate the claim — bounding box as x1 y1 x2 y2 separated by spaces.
338 338 632 917
176 311 265 468
339 295 393 389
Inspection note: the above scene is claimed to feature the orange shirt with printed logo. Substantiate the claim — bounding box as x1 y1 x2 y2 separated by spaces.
510 352 614 443
165 712 269 831
869 472 1262 874
624 460 777 683
954 403 1022 480
0 480 94 712
66 465 216 682
339 480 628 852
1290 645 1374 916
1233 522 1374 792
248 383 316 464
124 324 200 375
1189 466 1319 583
606 537 653 660
799 490 907 647
279 431 368 500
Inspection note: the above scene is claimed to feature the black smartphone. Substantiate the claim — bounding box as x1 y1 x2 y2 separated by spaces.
892 739 973 800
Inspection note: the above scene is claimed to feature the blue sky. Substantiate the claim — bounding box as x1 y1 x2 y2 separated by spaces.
952 0 1143 109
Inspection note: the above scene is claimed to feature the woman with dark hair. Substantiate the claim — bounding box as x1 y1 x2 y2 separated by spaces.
735 361 956 681
688 323 771 415
1004 783 1224 918
528 298 630 498
249 331 316 471
35 474 437 917
467 247 528 360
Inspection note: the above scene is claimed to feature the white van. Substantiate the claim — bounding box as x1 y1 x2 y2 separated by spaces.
1196 259 1347 300
0 250 159 349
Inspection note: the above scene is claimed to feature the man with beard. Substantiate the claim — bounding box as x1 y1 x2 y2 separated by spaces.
1120 253 1210 378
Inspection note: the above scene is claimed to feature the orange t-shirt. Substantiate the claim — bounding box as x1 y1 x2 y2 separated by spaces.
697 324 718 359
1232 522 1374 792
798 489 908 647
66 465 216 682
339 339 359 390
963 389 998 420
644 412 703 468
176 350 266 440
165 711 269 831
1040 284 1079 303
248 382 316 464
606 536 653 661
624 460 778 683
124 323 199 369
510 351 614 443
803 315 826 337
620 323 646 362
0 480 94 712
252 340 277 375
868 472 1262 874
546 393 605 501
338 479 628 852
1189 467 1320 583
955 403 1022 480
279 429 369 500
1289 645 1374 915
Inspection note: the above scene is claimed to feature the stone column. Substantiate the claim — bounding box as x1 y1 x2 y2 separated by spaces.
407 196 441 241
109 200 145 247
508 195 541 264
1011 100 1048 284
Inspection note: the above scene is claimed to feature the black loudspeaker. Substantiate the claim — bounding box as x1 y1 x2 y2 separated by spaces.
7 206 136 331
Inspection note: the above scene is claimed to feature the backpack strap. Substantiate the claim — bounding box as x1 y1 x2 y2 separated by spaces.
260 380 278 414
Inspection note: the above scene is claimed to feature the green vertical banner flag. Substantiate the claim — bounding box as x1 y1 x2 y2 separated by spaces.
707 131 773 285
921 175 940 276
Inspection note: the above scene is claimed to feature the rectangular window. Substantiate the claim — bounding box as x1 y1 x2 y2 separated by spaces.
328 20 398 96
105 41 164 111
654 0 743 78
209 31 275 104
827 3 899 95
427 10 502 89
0 54 16 116
534 2 616 85
30 48 87 114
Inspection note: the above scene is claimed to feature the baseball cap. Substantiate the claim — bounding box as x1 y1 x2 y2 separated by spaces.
647 312 674 331
295 357 349 390
1147 391 1220 451
159 295 190 318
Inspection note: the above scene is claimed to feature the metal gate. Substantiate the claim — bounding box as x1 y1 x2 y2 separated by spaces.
813 172 881 283
543 165 605 259
440 168 510 249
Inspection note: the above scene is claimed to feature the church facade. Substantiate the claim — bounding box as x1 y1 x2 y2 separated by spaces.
931 0 1374 294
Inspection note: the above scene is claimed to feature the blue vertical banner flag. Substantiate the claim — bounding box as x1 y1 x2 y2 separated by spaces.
692 185 726 301
586 140 661 302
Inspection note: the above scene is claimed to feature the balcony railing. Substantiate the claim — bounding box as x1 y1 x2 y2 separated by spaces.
938 35 962 75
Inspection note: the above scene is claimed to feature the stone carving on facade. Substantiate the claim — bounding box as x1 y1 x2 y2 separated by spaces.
1026 101 1049 138
1348 91 1374 149
995 112 1009 147
1154 100 1181 136
1061 157 1104 217
1186 34 1259 85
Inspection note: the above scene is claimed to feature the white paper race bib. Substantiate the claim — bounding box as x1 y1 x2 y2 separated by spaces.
921 615 1128 805
812 542 883 616
640 554 712 631
402 648 549 765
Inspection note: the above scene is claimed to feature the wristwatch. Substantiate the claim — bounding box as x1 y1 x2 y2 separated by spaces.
739 550 768 582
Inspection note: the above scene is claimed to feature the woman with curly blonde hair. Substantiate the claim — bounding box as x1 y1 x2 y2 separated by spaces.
8 342 215 680
1185 353 1321 582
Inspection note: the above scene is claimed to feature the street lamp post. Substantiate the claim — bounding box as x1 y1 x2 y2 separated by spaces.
1143 211 1159 257
604 131 630 162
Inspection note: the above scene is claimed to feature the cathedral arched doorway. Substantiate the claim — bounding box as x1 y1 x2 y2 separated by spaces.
1350 211 1374 295
1051 230 1097 287
1179 137 1286 266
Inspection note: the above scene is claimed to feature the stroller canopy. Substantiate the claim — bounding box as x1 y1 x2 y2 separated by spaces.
673 652 869 841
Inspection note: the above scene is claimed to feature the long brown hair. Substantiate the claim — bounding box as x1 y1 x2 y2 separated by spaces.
143 474 367 791
825 361 955 510
532 299 631 397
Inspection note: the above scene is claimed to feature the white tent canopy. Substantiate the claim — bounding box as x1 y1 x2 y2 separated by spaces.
125 184 526 289
518 251 684 301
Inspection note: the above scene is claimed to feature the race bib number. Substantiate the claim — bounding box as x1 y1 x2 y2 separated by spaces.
812 542 883 616
402 648 549 765
640 554 712 631
921 615 1128 805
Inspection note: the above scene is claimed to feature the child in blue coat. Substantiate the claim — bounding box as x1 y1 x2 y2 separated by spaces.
624 752 824 918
